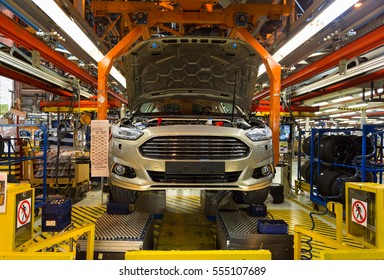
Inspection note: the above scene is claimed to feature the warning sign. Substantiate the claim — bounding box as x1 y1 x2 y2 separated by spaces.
351 198 367 227
17 198 31 228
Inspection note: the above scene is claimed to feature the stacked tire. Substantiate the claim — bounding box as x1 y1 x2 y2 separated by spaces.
300 134 375 204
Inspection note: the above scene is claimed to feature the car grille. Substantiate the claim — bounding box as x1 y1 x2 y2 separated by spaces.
147 171 242 183
139 136 250 160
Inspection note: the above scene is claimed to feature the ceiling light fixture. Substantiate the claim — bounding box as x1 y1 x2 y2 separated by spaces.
331 96 353 103
348 103 368 108
329 113 342 118
324 108 338 113
258 0 359 76
31 0 126 88
340 112 357 116
354 2 363 8
311 101 329 107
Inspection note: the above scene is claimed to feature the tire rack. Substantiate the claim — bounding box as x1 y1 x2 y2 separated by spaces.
308 124 384 207
0 123 48 208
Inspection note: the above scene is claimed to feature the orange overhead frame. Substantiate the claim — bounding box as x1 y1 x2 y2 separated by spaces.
0 65 73 97
237 29 281 165
0 12 127 104
91 1 292 28
97 26 144 120
94 1 291 164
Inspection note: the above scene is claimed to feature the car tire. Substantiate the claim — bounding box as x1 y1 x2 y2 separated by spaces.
320 135 354 163
110 186 138 204
316 169 340 197
302 136 311 156
300 160 311 182
240 187 270 204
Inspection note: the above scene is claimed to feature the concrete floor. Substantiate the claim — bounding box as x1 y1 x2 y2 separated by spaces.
75 158 304 208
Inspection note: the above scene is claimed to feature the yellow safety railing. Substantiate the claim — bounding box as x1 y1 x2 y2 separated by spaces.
125 250 272 260
24 223 95 260
0 251 74 260
294 201 384 260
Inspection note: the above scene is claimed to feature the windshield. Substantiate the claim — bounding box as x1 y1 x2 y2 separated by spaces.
136 98 237 116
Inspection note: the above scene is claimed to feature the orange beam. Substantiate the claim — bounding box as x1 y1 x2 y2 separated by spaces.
255 25 384 100
237 28 281 166
0 12 126 104
98 26 144 120
291 68 384 103
91 2 292 28
0 65 73 97
40 99 121 109
252 104 318 112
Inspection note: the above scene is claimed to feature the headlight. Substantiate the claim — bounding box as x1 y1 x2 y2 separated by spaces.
245 127 272 141
112 125 143 140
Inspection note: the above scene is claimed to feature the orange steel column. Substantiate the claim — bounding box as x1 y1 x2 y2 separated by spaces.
97 26 144 120
237 28 281 166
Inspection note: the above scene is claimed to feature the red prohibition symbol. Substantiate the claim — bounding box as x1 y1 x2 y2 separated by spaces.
352 200 367 224
17 200 31 225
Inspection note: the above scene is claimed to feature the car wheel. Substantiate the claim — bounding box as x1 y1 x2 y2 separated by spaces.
110 186 138 204
240 187 270 204
300 160 311 182
316 169 340 197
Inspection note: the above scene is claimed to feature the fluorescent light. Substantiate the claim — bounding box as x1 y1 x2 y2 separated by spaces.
32 0 126 87
348 103 368 108
314 111 323 115
308 52 326 58
258 0 358 76
298 60 309 65
312 101 329 107
330 113 342 118
334 118 349 121
340 112 357 116
324 108 338 113
331 96 353 103
354 2 363 8
366 109 384 113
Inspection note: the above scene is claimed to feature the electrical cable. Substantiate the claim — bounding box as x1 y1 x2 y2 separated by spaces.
280 96 305 195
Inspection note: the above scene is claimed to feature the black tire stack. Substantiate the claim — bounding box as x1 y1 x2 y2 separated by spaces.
300 134 375 204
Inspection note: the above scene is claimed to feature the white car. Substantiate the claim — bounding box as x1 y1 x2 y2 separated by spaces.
109 37 275 204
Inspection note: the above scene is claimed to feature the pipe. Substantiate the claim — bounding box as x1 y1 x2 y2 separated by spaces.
0 65 73 97
254 25 384 100
0 12 127 104
0 0 40 31
291 68 384 103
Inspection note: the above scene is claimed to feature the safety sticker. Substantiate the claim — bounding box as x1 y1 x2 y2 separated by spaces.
351 198 367 227
17 198 31 228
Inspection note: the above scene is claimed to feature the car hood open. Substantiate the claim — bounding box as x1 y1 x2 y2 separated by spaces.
123 37 260 115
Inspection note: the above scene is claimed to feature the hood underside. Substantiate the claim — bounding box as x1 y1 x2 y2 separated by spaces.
123 37 259 115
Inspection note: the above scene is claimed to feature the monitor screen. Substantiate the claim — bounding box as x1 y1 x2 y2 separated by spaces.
280 124 291 142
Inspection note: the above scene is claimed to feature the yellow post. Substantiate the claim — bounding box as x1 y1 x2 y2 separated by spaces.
0 183 34 252
293 228 302 260
327 201 344 244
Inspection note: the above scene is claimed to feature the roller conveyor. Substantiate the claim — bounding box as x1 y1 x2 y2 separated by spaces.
217 210 294 260
78 212 154 254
